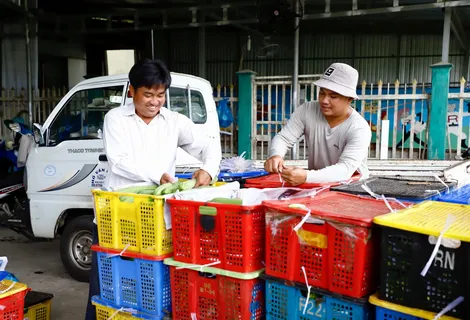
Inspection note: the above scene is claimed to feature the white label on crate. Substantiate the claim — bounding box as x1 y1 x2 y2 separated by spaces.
191 313 197 320
428 235 461 249
299 297 324 317
433 249 456 271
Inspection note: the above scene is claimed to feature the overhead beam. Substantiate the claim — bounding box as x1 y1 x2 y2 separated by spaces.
303 0 470 20
36 2 258 20
34 0 470 34
207 7 263 36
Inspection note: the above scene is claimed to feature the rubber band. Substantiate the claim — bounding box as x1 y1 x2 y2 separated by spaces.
432 296 464 320
107 307 137 320
105 243 130 259
0 281 15 295
293 210 312 233
300 266 312 315
175 260 221 271
433 174 449 190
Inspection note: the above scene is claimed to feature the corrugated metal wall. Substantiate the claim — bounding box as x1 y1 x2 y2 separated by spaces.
167 30 467 87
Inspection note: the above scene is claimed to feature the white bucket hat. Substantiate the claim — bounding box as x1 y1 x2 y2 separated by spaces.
313 63 359 99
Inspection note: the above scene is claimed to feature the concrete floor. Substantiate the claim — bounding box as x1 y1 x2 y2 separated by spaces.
1 227 88 319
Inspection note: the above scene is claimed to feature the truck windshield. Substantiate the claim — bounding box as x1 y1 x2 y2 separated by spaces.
47 85 125 146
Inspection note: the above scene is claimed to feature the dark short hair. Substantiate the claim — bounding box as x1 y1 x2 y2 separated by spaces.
128 58 172 90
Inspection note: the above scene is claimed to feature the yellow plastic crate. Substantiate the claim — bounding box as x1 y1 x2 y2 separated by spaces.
93 301 137 319
369 293 460 320
23 299 52 320
373 201 470 241
92 297 167 319
92 189 172 256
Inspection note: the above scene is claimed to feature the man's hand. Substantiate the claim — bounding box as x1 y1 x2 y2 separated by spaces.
192 169 212 187
160 173 175 185
264 155 284 173
281 166 307 186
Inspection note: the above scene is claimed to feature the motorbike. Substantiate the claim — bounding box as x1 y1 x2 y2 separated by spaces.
0 119 35 239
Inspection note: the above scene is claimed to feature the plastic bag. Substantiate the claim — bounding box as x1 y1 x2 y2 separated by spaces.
0 257 19 282
217 99 234 128
219 152 256 173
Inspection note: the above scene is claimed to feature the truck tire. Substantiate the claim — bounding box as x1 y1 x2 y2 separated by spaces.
60 215 94 282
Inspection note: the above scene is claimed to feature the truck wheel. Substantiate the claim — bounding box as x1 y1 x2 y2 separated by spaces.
60 215 94 282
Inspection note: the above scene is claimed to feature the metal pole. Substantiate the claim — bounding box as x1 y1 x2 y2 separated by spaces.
151 29 155 60
198 11 206 78
442 8 452 62
24 0 33 127
292 0 300 160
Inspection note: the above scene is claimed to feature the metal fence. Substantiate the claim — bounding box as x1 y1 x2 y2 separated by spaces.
251 75 470 161
3 78 469 161
0 86 240 158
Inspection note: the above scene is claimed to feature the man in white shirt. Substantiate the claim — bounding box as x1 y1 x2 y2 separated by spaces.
85 59 221 319
103 62 220 188
264 63 371 186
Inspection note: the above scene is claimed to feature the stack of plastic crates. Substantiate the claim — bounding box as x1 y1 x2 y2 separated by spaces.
373 201 470 320
91 188 174 319
331 177 456 203
165 197 266 319
0 279 29 319
23 291 54 320
261 191 409 320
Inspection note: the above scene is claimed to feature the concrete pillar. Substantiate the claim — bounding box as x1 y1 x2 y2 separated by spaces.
236 70 256 158
428 63 452 160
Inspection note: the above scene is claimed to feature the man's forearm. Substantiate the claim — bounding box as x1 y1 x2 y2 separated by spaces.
108 157 149 182
268 134 290 158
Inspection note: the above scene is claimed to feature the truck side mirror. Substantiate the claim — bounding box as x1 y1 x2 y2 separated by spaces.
33 123 43 144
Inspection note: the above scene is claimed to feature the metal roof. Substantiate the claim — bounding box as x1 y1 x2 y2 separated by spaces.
33 0 470 35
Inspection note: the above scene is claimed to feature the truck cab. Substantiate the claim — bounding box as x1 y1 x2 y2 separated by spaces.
24 72 220 281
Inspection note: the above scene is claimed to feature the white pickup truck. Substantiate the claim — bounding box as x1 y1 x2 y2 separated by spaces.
0 72 221 282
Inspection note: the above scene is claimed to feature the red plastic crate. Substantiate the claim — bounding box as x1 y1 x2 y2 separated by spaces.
263 191 408 299
167 260 264 320
0 281 30 320
167 198 265 273
244 173 361 189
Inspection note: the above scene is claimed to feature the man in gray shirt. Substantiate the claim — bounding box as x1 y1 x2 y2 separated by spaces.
264 63 372 186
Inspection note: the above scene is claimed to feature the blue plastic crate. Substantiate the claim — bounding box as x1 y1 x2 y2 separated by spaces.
375 306 423 320
437 184 470 204
175 169 268 181
94 246 172 317
265 279 370 320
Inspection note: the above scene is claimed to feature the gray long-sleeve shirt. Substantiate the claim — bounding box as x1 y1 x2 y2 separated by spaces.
269 101 372 183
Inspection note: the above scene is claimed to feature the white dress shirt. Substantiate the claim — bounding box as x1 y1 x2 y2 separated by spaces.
103 102 221 188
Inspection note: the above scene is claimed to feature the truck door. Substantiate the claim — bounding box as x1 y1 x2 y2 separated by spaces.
166 85 217 168
27 82 127 237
